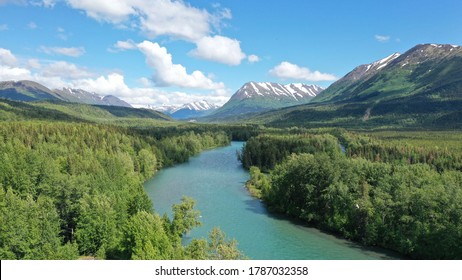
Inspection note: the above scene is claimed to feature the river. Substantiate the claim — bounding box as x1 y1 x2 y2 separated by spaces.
144 142 399 260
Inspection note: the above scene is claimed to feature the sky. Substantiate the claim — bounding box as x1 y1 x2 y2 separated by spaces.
0 0 461 107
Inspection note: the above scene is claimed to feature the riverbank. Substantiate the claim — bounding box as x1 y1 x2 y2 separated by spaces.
145 142 400 260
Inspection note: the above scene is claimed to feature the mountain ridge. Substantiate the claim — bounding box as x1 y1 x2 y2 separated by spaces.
0 80 132 108
206 82 324 120
248 43 462 129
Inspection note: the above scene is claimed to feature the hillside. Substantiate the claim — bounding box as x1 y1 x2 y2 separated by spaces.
0 98 172 124
206 82 323 120
0 80 132 107
252 44 462 129
0 80 60 102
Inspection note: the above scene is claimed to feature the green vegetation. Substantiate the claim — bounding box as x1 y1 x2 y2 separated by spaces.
0 121 245 259
0 98 172 125
242 130 462 259
243 45 462 130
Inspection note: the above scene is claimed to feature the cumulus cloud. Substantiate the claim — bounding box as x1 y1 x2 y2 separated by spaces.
0 66 32 81
0 46 231 107
0 48 18 66
137 40 225 90
269 61 337 81
375 34 390 42
66 0 215 42
128 88 230 108
39 46 86 57
247 54 260 63
110 39 137 52
73 73 131 96
66 0 135 23
136 0 210 41
36 1 243 66
189 35 246 66
42 61 93 79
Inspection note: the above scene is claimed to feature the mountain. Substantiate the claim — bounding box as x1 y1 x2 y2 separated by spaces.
313 44 462 104
0 80 132 107
206 82 324 120
147 104 178 114
0 80 60 101
53 87 132 107
312 53 401 103
170 100 220 119
0 98 172 123
147 100 220 120
252 44 462 129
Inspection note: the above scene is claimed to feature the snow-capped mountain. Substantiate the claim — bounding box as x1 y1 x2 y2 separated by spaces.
54 87 132 107
205 82 324 120
147 104 178 114
313 43 462 103
170 100 220 119
174 100 220 113
146 100 220 119
232 82 324 101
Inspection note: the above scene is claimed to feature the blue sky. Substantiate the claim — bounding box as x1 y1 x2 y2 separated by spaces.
0 0 461 107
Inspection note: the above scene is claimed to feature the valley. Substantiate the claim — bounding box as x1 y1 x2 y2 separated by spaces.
0 43 461 260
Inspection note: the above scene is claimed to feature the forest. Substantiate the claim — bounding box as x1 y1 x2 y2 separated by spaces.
0 121 245 259
1 106 461 260
242 130 462 259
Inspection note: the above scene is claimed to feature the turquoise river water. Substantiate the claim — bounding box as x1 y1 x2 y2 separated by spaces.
144 142 399 260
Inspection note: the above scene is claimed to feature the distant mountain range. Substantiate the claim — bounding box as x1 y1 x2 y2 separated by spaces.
205 82 324 120
251 43 462 129
0 80 132 107
147 100 220 120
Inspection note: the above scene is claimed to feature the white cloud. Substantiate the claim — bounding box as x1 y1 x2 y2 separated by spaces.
190 35 246 66
73 73 131 96
136 0 211 41
0 24 8 31
0 46 231 107
375 34 390 42
137 40 225 90
66 0 136 23
247 54 260 63
138 77 152 87
0 48 18 66
127 88 230 108
111 39 137 52
28 59 41 69
0 65 32 81
39 46 86 57
269 61 337 81
42 61 93 79
65 0 218 42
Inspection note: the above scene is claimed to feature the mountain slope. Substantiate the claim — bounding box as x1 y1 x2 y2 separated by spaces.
313 44 462 104
147 100 220 120
252 44 462 129
0 98 172 123
170 100 219 119
53 87 132 107
0 80 60 102
207 82 324 120
0 80 132 107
